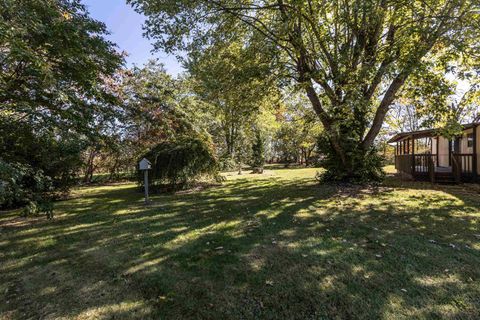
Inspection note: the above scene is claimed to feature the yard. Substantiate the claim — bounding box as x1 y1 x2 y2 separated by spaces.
1 167 479 319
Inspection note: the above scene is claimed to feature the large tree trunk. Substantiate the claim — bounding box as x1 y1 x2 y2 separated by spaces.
303 83 349 168
304 85 384 181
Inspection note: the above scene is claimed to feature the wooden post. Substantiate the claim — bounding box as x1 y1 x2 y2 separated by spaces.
411 136 415 176
144 170 149 204
448 140 452 166
436 137 439 167
428 155 435 183
452 154 461 184
139 158 151 204
473 125 478 180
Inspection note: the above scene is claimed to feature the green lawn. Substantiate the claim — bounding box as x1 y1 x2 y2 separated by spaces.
1 167 479 319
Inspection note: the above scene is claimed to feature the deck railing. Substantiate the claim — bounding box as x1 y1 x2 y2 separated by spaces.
395 154 436 174
395 153 475 183
452 153 474 183
413 154 437 173
395 154 413 176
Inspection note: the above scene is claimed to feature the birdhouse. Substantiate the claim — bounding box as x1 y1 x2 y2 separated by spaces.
139 158 151 170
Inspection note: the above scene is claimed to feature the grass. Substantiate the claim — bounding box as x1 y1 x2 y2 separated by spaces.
1 167 479 319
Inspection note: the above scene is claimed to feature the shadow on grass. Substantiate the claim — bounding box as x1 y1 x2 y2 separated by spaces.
0 174 479 319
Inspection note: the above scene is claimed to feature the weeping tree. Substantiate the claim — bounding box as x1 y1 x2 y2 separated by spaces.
141 136 220 190
129 0 480 182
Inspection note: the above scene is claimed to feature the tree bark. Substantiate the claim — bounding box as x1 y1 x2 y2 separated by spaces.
362 72 409 149
304 83 347 167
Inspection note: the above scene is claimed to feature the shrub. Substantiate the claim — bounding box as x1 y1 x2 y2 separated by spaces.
140 136 220 190
316 134 385 184
0 160 55 217
218 155 237 171
0 119 83 210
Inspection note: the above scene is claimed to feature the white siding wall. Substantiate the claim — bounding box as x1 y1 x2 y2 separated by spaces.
438 136 450 167
477 125 480 174
460 128 474 154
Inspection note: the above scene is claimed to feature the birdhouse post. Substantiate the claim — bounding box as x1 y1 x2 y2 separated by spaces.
139 158 151 204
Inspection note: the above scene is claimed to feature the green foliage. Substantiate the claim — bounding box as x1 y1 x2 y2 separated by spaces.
0 118 83 209
187 39 279 160
0 0 123 211
274 96 323 165
120 61 194 141
217 155 237 172
0 0 123 133
0 160 55 218
21 200 54 219
141 136 220 190
251 130 265 173
0 161 50 208
317 135 385 184
78 61 202 184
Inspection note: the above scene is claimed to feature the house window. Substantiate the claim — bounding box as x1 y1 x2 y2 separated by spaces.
467 133 474 148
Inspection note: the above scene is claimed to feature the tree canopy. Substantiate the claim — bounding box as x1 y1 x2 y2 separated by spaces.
130 0 480 181
0 0 124 209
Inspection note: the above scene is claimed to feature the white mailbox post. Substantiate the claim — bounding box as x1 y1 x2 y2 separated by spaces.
139 158 151 204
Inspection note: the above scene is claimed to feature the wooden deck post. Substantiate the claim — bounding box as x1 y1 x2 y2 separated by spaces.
473 125 478 181
448 140 452 166
428 155 435 183
452 154 462 184
411 136 415 176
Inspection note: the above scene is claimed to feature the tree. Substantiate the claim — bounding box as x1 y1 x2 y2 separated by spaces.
141 136 219 190
0 0 123 208
251 129 265 173
0 119 84 209
1 0 123 132
186 39 278 168
81 60 214 183
273 93 323 165
129 0 480 182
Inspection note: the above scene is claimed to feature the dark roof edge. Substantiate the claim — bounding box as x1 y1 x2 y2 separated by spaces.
387 122 479 143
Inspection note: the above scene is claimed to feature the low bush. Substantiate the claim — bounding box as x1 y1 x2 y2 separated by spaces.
0 119 83 212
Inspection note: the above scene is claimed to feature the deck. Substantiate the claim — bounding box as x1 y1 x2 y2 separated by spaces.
395 154 478 183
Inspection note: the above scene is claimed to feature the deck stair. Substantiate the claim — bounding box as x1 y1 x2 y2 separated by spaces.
433 173 456 184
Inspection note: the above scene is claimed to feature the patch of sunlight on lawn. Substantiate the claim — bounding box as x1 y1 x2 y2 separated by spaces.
76 301 151 320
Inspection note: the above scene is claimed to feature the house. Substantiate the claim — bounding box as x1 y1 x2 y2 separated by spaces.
388 122 479 183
